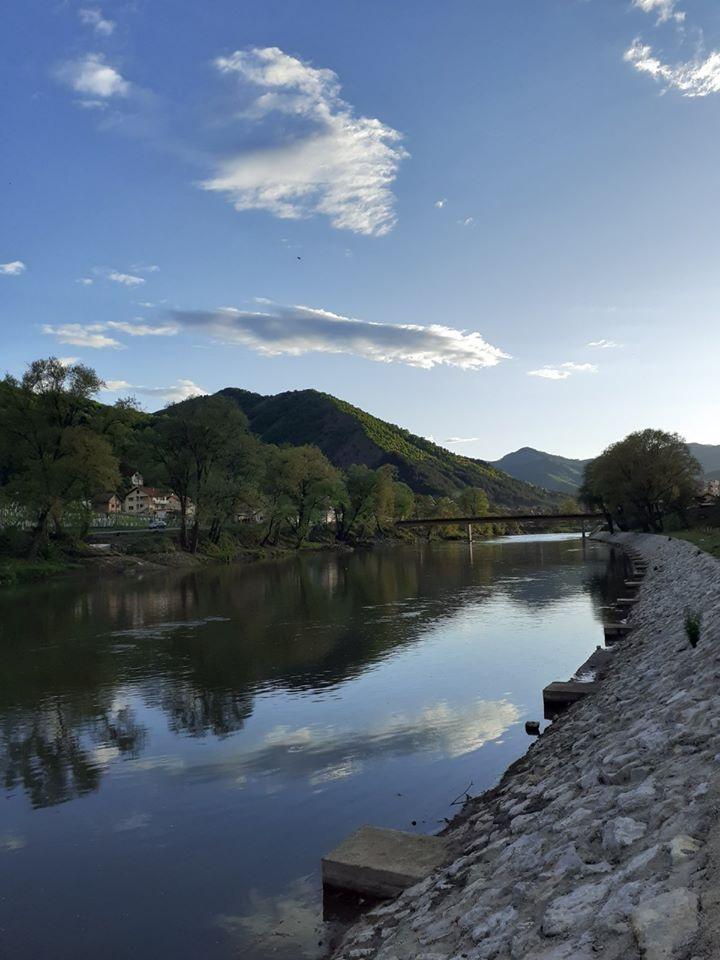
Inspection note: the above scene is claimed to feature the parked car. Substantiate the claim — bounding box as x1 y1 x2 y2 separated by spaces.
148 518 167 530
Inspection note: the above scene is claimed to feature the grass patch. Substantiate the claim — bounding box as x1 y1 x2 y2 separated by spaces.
670 528 720 559
0 559 71 586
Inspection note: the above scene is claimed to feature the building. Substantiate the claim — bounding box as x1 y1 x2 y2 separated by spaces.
92 492 123 514
123 484 188 517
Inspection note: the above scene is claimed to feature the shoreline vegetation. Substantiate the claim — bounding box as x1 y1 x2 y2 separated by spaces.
0 357 586 589
333 532 720 959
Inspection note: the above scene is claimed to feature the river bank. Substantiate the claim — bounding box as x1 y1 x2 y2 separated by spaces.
333 533 720 959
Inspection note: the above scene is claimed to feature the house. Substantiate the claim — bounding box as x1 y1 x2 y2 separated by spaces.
92 492 123 514
123 485 190 517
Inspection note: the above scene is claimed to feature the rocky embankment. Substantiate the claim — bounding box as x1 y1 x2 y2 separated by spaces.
334 533 720 959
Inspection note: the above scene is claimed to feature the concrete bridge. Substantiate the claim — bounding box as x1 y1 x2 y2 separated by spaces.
396 512 604 542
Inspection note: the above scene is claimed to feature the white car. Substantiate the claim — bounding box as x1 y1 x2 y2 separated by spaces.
148 518 167 530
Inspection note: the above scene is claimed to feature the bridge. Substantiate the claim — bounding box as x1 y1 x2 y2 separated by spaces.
395 512 605 542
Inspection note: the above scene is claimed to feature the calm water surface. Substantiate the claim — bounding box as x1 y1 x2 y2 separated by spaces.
0 535 621 958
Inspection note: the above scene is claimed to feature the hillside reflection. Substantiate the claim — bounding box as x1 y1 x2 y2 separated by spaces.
0 537 611 808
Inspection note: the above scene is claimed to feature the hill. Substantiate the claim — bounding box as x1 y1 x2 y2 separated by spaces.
216 388 559 509
489 447 590 495
491 441 720 492
688 443 720 478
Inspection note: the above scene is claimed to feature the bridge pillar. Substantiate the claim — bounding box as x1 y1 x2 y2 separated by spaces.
581 518 586 540
467 523 473 544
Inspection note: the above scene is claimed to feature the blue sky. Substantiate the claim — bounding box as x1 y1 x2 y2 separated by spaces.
3 0 720 458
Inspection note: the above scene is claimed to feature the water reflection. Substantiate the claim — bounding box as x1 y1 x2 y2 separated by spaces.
0 536 616 960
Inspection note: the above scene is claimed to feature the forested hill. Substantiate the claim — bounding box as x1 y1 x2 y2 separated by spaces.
217 388 559 508
489 447 590 494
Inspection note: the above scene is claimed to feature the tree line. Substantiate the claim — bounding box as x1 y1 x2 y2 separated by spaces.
0 359 501 560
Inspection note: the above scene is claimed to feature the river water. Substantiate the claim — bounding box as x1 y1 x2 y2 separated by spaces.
0 535 621 959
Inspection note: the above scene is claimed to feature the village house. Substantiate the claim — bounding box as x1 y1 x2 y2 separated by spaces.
122 472 190 517
92 492 123 514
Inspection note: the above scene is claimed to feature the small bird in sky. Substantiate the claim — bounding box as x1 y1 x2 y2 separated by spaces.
297 256 302 260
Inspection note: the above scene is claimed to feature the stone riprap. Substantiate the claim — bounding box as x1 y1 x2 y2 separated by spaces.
333 533 720 959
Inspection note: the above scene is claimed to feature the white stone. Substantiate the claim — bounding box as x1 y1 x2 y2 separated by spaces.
668 834 701 864
631 888 699 960
602 816 647 853
542 881 610 936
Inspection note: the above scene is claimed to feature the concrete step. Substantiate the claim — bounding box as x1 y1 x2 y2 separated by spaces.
322 826 449 899
543 680 598 718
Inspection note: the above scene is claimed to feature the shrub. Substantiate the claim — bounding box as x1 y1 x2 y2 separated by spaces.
204 533 240 564
684 608 702 648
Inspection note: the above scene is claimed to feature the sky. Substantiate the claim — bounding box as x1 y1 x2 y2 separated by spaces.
3 0 720 459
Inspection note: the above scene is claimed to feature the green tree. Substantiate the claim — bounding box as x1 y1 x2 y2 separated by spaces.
457 486 490 517
151 395 252 552
332 464 376 542
272 445 340 548
582 429 701 532
0 359 119 558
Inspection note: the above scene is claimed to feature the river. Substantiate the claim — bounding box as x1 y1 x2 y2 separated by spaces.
0 535 621 959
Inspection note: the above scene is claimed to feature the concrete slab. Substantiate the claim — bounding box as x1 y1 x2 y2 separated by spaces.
322 826 449 898
543 680 598 718
572 646 614 681
604 624 631 644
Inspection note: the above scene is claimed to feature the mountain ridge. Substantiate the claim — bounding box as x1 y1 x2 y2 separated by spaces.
490 442 720 493
214 388 561 509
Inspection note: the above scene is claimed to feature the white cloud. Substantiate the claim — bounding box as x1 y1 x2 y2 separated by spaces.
106 320 177 337
561 361 598 373
459 216 475 227
528 367 572 381
103 378 208 403
528 361 598 380
435 198 447 209
171 302 511 371
76 277 94 286
588 338 620 348
624 40 720 97
42 324 123 349
108 271 145 286
57 53 130 99
444 436 481 444
201 47 408 236
0 260 26 276
131 264 160 274
57 356 80 367
633 0 685 25
104 379 132 391
78 7 116 36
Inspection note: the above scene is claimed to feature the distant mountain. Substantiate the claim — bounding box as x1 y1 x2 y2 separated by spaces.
216 388 560 508
492 441 720 493
687 443 720 478
489 447 590 495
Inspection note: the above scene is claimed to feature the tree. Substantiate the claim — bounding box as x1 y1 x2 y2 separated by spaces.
271 445 340 548
579 461 615 533
0 359 119 557
151 396 252 552
371 465 399 535
457 486 490 517
582 429 701 533
392 481 414 521
456 486 491 537
332 464 376 542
